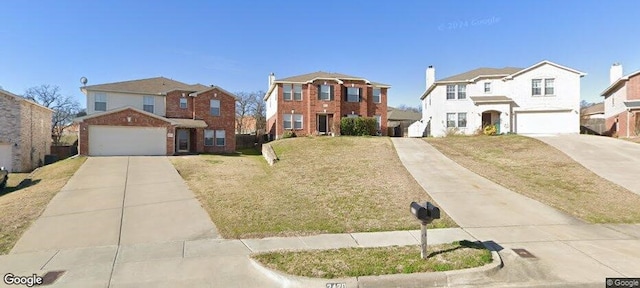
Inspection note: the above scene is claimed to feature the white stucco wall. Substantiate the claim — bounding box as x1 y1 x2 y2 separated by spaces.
603 85 627 119
420 62 581 137
86 91 166 116
266 86 278 119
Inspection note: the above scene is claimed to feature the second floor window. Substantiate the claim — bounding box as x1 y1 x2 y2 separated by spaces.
143 96 154 113
484 82 491 93
544 79 555 95
532 79 542 96
94 93 107 111
457 85 466 99
347 87 360 102
180 98 187 109
210 99 220 116
283 84 292 101
319 85 332 100
293 84 302 101
373 88 381 103
446 85 455 100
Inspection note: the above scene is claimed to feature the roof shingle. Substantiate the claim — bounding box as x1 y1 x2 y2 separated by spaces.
438 67 523 82
82 77 209 94
275 71 390 87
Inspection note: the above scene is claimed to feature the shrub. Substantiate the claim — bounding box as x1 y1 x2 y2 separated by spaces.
483 125 497 136
340 117 377 136
444 127 462 137
282 131 297 138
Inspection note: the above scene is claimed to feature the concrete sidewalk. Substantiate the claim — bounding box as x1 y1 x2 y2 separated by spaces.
532 134 640 195
391 138 640 285
10 156 219 253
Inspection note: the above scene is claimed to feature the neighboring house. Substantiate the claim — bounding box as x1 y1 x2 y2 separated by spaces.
409 60 585 137
58 123 80 135
264 71 390 139
236 115 257 134
75 77 237 156
387 107 421 137
581 102 605 119
0 89 53 172
580 102 605 135
601 63 640 138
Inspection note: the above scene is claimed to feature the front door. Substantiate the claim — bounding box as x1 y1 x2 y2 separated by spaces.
177 129 190 152
481 112 492 128
318 115 328 134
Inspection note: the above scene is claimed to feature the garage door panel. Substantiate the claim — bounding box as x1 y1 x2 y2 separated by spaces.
89 126 166 156
516 112 576 134
0 144 12 172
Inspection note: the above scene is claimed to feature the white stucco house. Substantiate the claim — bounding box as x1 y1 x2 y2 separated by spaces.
409 60 585 137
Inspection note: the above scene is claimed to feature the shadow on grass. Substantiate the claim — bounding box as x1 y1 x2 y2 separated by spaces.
211 148 262 157
427 240 502 258
0 178 41 197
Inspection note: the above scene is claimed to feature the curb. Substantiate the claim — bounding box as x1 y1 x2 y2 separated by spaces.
249 249 502 288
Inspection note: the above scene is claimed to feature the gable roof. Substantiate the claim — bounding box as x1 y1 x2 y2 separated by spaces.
601 70 640 97
0 89 55 112
438 67 524 82
387 107 421 121
580 102 604 115
265 71 391 100
81 77 210 95
420 60 586 100
74 106 175 124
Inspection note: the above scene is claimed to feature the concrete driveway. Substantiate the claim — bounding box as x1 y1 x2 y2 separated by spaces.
532 134 640 196
11 156 219 253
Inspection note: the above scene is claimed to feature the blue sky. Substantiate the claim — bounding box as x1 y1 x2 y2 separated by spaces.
1 0 639 108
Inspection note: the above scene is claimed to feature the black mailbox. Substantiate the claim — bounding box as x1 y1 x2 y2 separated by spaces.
410 201 441 223
426 202 440 219
410 202 429 221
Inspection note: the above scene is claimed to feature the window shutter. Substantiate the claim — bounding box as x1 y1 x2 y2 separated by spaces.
343 87 347 102
330 85 334 101
359 88 362 102
317 85 321 100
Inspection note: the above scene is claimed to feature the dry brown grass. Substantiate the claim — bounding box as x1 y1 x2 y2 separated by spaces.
252 241 492 278
623 137 640 144
170 137 456 239
425 135 640 223
0 157 87 254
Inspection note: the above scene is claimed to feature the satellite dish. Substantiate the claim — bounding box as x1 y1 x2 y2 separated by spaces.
80 77 88 86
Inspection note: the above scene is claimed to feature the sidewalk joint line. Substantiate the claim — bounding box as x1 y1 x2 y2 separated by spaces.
349 233 360 247
561 240 625 276
239 239 254 252
182 241 186 258
39 250 60 270
107 157 130 288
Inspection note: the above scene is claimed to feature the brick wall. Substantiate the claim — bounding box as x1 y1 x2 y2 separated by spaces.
78 108 174 155
190 88 236 153
627 74 640 100
0 92 22 172
272 81 389 138
166 90 196 119
19 101 53 171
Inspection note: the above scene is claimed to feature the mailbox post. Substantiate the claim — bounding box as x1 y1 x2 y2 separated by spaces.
410 201 441 259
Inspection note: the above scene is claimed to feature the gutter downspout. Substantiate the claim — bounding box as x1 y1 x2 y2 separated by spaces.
627 109 631 138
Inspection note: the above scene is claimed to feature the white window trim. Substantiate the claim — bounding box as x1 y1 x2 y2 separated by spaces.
532 79 542 96
484 82 492 94
372 88 381 103
319 85 331 101
283 84 293 101
210 99 221 116
204 130 214 146
143 96 155 113
446 113 456 128
293 84 302 101
179 98 188 109
457 112 467 128
375 115 382 130
446 85 456 100
215 130 225 146
293 114 303 130
347 87 360 102
94 93 107 111
544 78 555 96
457 84 466 100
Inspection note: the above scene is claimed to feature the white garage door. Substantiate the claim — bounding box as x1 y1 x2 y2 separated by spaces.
0 144 12 172
516 111 576 134
89 126 167 156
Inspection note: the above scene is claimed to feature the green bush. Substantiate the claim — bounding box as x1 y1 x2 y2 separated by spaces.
340 117 377 136
282 131 297 138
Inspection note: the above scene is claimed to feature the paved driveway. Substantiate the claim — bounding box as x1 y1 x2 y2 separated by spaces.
531 134 640 196
11 156 219 253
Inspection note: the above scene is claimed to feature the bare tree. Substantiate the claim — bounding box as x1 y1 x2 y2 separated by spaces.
24 85 81 145
252 90 266 134
395 104 422 113
580 100 594 108
235 92 254 134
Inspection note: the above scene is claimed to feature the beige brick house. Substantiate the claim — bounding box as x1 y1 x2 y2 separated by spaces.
75 77 237 156
0 89 53 172
264 72 390 139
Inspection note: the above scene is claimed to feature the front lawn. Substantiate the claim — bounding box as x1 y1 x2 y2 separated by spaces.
0 157 86 254
171 137 456 239
252 241 492 278
425 135 640 223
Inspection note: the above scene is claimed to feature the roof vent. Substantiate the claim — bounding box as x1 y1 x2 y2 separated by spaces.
210 85 214 87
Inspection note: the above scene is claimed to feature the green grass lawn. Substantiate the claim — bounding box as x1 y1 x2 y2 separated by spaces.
252 241 492 278
425 135 640 223
0 157 86 254
171 136 456 239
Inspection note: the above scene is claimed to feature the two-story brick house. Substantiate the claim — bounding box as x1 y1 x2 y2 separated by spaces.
264 72 390 139
601 63 640 138
75 77 236 156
